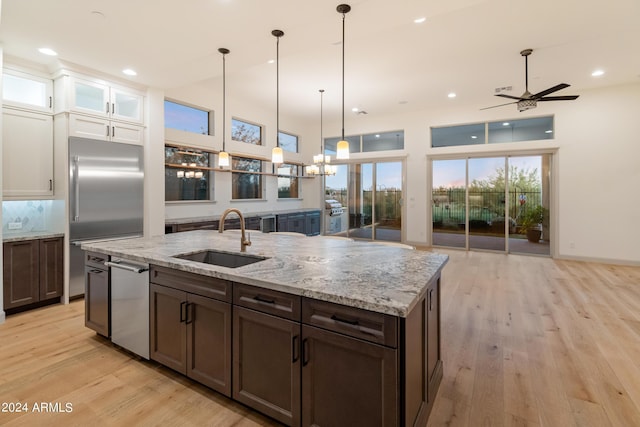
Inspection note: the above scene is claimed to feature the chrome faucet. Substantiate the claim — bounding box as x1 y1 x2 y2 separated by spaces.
219 208 252 252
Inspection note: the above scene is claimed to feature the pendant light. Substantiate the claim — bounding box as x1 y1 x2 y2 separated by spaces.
218 47 230 167
271 29 285 165
336 4 351 160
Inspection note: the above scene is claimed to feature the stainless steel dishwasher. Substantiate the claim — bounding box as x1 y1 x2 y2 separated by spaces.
105 257 150 359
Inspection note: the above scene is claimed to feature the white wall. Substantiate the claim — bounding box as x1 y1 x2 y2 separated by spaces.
0 40 5 323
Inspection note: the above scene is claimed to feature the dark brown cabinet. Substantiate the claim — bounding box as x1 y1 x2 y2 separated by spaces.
85 251 110 337
233 283 302 426
3 237 63 312
149 266 232 397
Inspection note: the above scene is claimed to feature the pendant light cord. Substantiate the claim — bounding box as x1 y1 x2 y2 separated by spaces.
222 52 226 152
341 10 346 142
276 34 280 148
320 89 324 154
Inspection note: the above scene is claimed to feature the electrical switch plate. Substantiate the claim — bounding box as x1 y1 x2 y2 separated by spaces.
8 222 23 230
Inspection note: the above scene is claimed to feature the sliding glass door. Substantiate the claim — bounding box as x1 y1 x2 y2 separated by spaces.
431 154 551 255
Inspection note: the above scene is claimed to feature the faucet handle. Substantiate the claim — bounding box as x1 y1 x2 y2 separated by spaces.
246 233 252 245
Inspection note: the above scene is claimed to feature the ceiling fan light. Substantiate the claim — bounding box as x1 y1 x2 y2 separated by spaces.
336 140 350 159
517 99 537 112
271 146 284 164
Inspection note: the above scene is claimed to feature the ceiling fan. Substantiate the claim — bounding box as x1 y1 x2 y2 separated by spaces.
482 49 579 112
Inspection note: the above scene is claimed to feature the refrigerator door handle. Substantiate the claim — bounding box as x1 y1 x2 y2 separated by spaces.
71 155 80 222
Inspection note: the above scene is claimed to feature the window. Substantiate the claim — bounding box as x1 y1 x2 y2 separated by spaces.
232 118 263 145
276 164 299 198
232 157 263 199
164 146 213 201
164 100 212 135
324 130 404 155
431 116 554 148
279 131 298 153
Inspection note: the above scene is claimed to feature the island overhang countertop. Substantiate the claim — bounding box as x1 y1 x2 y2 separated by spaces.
82 230 448 317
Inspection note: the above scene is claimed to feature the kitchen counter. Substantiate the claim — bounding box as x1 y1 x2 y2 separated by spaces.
82 230 448 317
2 231 65 243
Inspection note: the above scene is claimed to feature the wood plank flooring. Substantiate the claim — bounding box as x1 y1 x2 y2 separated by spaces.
1 250 639 426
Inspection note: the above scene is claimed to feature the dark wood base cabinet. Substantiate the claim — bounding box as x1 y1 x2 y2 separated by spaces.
149 266 232 397
148 267 443 427
3 237 63 313
84 252 110 337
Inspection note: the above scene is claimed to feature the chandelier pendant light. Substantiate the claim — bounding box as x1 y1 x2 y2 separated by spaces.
336 4 351 160
218 47 230 167
271 29 285 165
306 89 336 176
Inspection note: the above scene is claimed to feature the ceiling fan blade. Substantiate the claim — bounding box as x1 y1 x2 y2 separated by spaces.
495 94 524 101
532 83 570 99
480 101 517 110
538 95 580 101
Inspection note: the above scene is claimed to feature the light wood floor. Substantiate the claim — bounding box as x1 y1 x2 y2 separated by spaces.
1 251 639 426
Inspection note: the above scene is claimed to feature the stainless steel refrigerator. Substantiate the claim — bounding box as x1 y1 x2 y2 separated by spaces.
69 137 144 297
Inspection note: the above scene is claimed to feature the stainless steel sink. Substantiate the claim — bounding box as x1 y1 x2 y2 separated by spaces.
173 250 268 268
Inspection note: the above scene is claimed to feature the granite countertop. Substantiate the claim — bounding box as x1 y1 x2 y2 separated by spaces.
3 231 65 243
166 209 321 225
82 230 448 317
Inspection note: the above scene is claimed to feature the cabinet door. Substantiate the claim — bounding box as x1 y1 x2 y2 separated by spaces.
288 214 306 234
2 240 40 309
150 284 187 374
71 78 109 118
39 237 63 300
69 114 110 140
2 70 53 113
427 278 441 401
305 212 320 236
301 325 398 427
233 306 301 426
110 87 143 124
85 266 110 337
186 293 232 397
2 109 53 197
111 122 144 145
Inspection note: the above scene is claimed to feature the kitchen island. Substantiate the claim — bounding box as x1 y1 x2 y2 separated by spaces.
82 230 448 427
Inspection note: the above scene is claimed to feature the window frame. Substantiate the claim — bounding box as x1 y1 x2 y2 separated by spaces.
278 131 299 153
164 99 214 136
231 156 264 200
274 163 301 199
164 145 214 202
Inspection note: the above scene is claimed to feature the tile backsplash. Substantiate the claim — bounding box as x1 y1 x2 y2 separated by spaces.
2 200 53 233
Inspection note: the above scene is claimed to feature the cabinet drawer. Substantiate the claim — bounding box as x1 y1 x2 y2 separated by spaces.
233 283 301 321
85 251 109 270
150 265 231 303
302 298 397 348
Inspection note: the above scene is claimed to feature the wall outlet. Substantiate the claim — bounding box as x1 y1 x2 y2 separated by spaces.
8 222 23 230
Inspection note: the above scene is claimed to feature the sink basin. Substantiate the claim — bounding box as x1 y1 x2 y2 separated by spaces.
173 250 268 268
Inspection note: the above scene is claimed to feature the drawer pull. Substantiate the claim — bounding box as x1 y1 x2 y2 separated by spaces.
254 295 276 305
302 338 310 366
331 314 359 326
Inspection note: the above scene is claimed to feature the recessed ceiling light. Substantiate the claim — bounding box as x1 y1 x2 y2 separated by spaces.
545 130 553 134
375 134 380 138
591 69 605 77
122 69 137 76
414 17 426 24
38 47 57 56
352 107 359 112
471 135 478 139
268 59 275 64
503 122 510 126
447 92 456 98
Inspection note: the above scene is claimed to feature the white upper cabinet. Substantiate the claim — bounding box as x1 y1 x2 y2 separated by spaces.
2 69 53 113
69 76 144 124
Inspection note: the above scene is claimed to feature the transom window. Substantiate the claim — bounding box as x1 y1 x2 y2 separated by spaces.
324 130 404 155
232 118 263 145
164 100 212 135
278 131 298 153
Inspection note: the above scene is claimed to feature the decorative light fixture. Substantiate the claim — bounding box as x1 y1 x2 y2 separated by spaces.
336 4 351 160
306 90 336 176
218 48 230 167
271 29 285 165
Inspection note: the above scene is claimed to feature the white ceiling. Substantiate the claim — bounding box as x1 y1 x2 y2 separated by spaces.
1 0 639 123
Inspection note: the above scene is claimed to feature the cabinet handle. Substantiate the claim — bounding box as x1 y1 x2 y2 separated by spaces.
106 102 110 113
429 289 433 311
112 126 115 137
90 268 104 274
49 96 52 108
106 125 110 137
292 335 299 363
185 303 194 325
302 338 309 366
90 256 105 264
112 103 115 114
331 314 359 326
49 179 53 191
253 295 276 305
180 301 187 322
